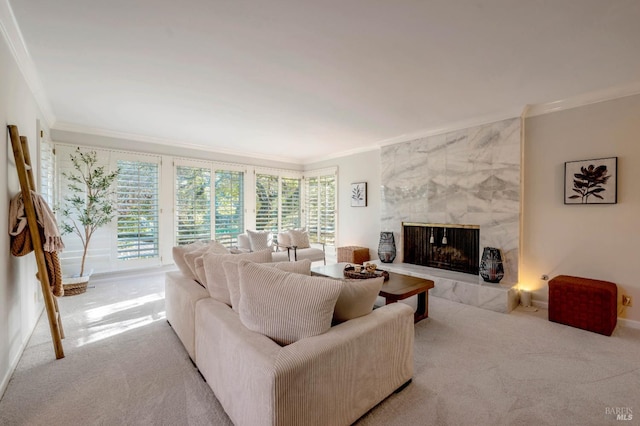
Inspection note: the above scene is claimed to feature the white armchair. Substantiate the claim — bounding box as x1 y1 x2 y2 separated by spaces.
237 230 326 264
277 230 326 264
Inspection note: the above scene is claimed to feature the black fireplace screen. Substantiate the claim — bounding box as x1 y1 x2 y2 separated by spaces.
403 224 479 275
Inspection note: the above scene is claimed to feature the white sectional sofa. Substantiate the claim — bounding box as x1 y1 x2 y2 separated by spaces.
165 241 414 426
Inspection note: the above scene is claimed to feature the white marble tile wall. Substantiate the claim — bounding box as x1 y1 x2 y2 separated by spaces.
381 117 521 284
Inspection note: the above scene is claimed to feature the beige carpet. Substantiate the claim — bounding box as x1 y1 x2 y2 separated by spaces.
1 270 639 426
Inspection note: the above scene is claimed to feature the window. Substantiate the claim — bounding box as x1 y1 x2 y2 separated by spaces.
214 170 244 247
52 142 306 274
175 165 211 245
305 173 336 245
255 173 279 233
39 135 55 206
281 177 301 230
255 174 301 236
117 160 159 260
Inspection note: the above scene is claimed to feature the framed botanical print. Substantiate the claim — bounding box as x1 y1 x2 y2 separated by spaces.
351 182 367 207
564 157 617 204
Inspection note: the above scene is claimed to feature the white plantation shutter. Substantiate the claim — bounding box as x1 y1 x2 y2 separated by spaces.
175 165 211 245
255 173 279 233
305 173 336 245
39 136 56 206
117 160 160 260
214 170 244 247
281 177 301 231
255 174 302 238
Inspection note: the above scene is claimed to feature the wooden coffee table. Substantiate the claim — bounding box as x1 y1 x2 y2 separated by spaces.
312 263 435 323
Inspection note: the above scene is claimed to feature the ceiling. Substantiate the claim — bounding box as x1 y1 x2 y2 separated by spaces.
6 0 640 163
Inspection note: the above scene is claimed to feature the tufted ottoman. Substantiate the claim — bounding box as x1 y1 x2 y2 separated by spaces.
548 275 617 336
337 246 370 265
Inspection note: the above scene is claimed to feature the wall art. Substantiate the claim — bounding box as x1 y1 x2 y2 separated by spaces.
351 182 367 207
564 157 617 204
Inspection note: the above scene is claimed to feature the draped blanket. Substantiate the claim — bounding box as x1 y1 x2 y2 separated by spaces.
9 191 65 297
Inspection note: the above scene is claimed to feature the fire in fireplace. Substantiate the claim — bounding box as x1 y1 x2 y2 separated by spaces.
403 223 480 275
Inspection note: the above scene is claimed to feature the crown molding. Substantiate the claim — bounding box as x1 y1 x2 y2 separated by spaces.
377 108 523 148
0 0 56 126
304 109 523 164
302 143 379 165
525 81 640 117
52 121 301 164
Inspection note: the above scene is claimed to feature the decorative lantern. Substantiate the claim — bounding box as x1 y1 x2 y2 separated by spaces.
479 247 504 283
378 232 396 263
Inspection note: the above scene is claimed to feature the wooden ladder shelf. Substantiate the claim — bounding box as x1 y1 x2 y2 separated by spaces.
8 125 65 359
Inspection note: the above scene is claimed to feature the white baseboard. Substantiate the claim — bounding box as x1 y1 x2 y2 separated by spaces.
617 317 640 330
0 305 44 400
530 300 640 330
532 300 548 310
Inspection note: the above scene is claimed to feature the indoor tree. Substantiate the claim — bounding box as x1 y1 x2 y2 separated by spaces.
60 148 120 277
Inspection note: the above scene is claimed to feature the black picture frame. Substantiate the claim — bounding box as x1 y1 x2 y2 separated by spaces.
564 157 617 204
351 182 367 207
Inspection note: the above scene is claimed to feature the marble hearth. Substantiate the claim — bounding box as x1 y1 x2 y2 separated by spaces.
372 261 519 313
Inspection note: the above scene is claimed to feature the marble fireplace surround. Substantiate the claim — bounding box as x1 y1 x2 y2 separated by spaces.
380 117 521 312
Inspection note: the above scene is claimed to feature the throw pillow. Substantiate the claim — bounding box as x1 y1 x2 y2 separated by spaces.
183 245 211 283
172 241 205 281
225 259 312 312
277 231 292 247
246 229 273 251
192 241 231 288
194 256 208 288
237 262 342 345
203 249 273 305
333 277 385 323
288 229 310 249
207 240 231 254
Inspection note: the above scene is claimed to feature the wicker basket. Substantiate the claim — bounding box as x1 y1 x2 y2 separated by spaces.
343 265 389 281
62 276 90 296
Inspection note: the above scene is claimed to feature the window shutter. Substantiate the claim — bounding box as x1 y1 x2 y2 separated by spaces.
214 170 244 247
175 165 211 245
305 174 336 245
255 173 279 233
39 138 56 206
117 160 160 260
281 177 301 231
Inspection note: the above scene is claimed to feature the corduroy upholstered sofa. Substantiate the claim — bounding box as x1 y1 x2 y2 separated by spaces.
165 241 414 426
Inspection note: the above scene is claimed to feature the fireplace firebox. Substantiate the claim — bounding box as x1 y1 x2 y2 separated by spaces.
403 223 480 275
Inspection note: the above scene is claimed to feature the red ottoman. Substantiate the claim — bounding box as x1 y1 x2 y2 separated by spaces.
548 275 617 336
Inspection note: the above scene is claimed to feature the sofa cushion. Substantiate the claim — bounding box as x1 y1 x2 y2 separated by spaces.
224 259 312 312
172 241 206 281
203 249 273 305
237 262 342 345
288 229 310 249
334 277 385 323
246 230 273 251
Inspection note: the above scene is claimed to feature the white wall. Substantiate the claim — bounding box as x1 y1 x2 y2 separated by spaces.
0 34 47 396
522 94 640 322
306 149 381 260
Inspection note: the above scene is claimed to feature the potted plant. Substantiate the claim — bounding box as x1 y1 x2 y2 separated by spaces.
59 148 119 295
